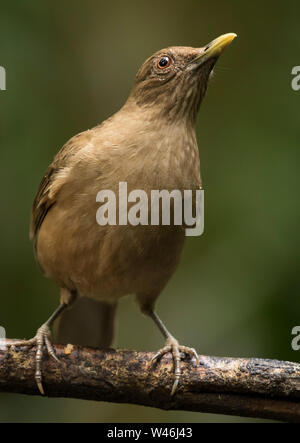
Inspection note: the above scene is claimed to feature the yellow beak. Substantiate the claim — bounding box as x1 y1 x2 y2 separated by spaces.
191 33 237 67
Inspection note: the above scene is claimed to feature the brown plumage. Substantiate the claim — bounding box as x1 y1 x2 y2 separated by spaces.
11 33 236 395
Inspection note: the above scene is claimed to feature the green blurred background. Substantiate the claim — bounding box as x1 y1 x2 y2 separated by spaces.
0 0 299 423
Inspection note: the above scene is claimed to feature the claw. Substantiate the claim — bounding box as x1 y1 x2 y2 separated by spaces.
180 346 200 365
151 338 199 396
6 323 59 395
36 372 45 396
45 336 59 364
151 345 171 365
171 378 179 396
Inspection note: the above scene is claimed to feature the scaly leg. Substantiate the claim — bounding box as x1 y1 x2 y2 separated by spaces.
148 311 199 395
7 303 68 395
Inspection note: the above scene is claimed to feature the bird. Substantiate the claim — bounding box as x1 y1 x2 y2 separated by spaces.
9 33 237 396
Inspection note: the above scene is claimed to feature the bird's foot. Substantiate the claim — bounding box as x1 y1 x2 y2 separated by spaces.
7 323 59 395
151 336 199 396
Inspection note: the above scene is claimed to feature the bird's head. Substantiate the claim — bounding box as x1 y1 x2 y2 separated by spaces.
129 33 237 124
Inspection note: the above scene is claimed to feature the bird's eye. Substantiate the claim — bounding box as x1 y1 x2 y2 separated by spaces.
157 56 171 69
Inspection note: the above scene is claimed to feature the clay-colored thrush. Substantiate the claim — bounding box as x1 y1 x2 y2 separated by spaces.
9 33 236 395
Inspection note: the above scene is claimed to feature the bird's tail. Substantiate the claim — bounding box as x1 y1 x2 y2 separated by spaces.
54 296 117 348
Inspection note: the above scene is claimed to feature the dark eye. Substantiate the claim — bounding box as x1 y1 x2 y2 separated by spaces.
157 56 171 69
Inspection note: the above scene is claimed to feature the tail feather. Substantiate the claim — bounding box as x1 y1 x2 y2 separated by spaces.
54 296 117 348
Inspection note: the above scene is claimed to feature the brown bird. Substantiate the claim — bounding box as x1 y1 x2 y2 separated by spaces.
9 33 236 395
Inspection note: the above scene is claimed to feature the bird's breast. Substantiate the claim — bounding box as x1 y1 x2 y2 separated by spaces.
36 121 201 301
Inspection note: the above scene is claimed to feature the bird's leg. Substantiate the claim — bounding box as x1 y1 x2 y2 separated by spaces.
6 303 68 395
148 311 199 396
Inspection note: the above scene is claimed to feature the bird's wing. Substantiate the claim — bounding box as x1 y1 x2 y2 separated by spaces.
30 131 93 249
30 164 56 243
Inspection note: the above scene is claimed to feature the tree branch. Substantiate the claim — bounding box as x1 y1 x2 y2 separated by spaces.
0 340 299 422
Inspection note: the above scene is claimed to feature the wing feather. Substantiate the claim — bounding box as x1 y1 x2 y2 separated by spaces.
30 131 93 249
